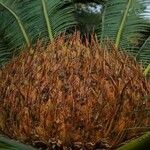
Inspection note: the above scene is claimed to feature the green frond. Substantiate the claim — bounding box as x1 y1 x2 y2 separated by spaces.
0 135 36 150
117 132 150 150
97 0 150 55
96 0 150 73
144 64 150 77
0 2 30 47
136 35 150 67
0 35 12 67
115 0 132 48
0 0 77 66
41 0 53 41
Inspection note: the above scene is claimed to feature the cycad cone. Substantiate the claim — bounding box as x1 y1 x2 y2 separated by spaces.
0 34 150 149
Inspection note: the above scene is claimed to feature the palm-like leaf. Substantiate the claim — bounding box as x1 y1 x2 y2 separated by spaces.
0 7 17 66
97 0 150 67
0 135 36 150
0 34 12 67
117 132 150 150
0 0 77 65
136 35 150 66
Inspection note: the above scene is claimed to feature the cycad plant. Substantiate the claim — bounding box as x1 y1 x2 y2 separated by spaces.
0 0 150 149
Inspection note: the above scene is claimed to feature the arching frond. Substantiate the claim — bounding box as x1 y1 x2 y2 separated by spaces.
97 0 150 66
0 135 36 150
0 0 77 65
136 35 150 67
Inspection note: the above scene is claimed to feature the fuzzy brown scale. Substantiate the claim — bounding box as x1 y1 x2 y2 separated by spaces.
0 33 150 149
